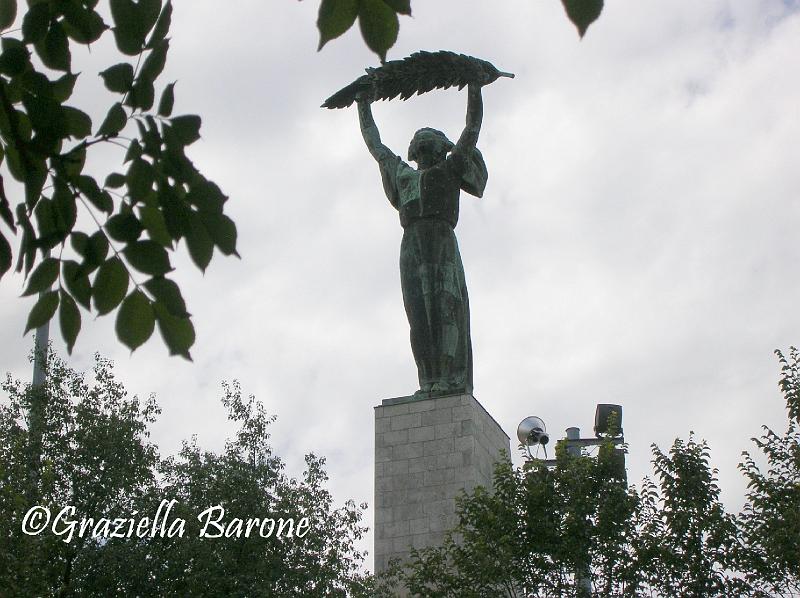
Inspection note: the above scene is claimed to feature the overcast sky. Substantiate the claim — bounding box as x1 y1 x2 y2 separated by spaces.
2 0 799 572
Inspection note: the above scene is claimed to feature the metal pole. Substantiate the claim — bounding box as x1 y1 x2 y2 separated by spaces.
566 427 592 597
31 247 51 387
32 320 49 387
27 249 51 503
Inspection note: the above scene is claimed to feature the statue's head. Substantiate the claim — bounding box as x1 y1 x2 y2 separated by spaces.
408 128 454 167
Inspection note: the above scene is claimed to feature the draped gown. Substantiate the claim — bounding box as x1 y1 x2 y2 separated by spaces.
376 146 487 395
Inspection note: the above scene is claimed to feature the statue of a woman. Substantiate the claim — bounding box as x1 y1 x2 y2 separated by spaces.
357 84 488 397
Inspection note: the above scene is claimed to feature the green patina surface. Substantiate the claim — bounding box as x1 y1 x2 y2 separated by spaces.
356 82 489 397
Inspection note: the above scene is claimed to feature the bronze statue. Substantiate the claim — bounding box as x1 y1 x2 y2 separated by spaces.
324 52 512 397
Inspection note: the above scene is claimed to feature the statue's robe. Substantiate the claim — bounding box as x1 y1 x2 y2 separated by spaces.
376 146 488 394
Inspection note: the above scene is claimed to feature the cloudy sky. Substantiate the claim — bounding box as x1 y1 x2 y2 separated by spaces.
2 0 800 571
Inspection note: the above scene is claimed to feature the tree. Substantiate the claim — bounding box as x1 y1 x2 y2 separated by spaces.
738 348 800 596
0 0 238 359
0 351 160 596
388 441 640 597
391 349 800 597
1 353 376 596
312 0 605 62
638 436 746 597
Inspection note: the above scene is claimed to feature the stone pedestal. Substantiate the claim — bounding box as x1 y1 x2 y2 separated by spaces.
374 393 511 581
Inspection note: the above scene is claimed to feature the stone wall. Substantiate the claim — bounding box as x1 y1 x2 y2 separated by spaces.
374 393 511 582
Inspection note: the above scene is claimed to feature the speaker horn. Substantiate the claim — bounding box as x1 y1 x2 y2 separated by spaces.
517 416 549 447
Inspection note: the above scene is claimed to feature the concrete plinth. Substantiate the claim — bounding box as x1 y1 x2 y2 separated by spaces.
374 393 510 581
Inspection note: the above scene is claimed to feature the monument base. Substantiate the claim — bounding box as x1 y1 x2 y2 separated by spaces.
374 392 511 584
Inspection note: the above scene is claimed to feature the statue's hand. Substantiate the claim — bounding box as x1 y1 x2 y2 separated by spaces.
355 84 375 104
472 70 492 87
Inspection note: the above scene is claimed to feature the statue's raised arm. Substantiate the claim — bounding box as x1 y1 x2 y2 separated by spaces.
454 84 483 155
357 95 394 163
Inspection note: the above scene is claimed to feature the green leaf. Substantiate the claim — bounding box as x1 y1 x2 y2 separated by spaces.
137 0 162 35
317 0 358 50
16 204 35 274
22 256 59 296
36 21 71 72
153 302 193 359
0 37 30 76
109 0 142 55
0 176 14 229
59 289 80 353
24 160 47 208
161 136 195 182
111 26 141 56
144 275 187 317
62 260 91 309
97 102 127 136
0 231 12 281
25 289 58 333
116 289 154 351
0 0 16 31
100 63 134 93
201 212 238 257
158 82 175 117
187 179 226 213
561 0 603 38
160 185 188 240
185 211 212 271
22 92 67 145
18 71 52 98
127 78 154 111
76 175 114 213
63 106 92 139
61 4 107 44
104 172 126 189
106 212 143 243
139 38 168 83
52 180 77 236
70 231 89 256
62 146 86 178
93 256 128 315
139 205 171 246
147 0 171 49
52 73 78 102
123 239 171 275
358 0 399 62
170 115 201 145
383 0 411 14
126 158 154 202
110 0 160 56
22 3 49 43
33 197 60 248
136 115 161 157
124 138 142 163
83 230 109 273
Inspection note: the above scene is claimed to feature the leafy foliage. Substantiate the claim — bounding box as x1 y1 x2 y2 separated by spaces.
0 352 377 596
738 348 800 596
0 0 238 359
312 0 603 62
387 441 639 597
0 351 160 596
389 350 800 597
